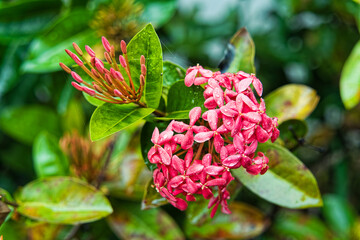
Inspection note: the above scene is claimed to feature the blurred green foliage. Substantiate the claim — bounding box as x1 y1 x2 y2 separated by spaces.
0 0 359 239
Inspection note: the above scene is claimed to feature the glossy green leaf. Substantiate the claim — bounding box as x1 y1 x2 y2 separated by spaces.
323 195 356 238
140 0 177 28
0 0 61 43
141 179 168 210
265 84 320 124
0 42 21 97
108 201 184 240
162 61 186 104
90 103 154 141
278 119 308 149
340 40 360 109
233 142 322 208
185 202 267 239
272 211 336 240
163 80 205 120
220 28 256 74
0 105 61 145
21 9 94 73
83 92 105 107
127 23 163 108
15 177 113 224
140 121 169 171
33 132 69 178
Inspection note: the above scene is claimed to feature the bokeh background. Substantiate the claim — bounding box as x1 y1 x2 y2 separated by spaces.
0 0 359 239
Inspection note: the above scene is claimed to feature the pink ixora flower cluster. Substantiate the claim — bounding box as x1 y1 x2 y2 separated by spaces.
149 65 280 217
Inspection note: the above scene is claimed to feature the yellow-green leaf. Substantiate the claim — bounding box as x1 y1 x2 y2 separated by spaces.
265 84 319 124
15 177 113 224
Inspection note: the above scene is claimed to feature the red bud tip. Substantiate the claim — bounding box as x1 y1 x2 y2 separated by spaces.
71 82 83 91
71 71 83 83
119 55 127 68
120 40 127 54
101 36 111 52
141 64 147 76
72 42 83 56
85 45 96 57
68 52 83 66
140 55 145 65
65 49 73 57
83 87 96 96
95 62 104 74
59 62 71 74
114 89 123 97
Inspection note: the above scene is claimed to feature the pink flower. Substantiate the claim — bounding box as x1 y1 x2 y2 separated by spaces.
149 65 279 217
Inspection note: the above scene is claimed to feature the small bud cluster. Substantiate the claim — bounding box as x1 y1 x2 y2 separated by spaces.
149 65 279 217
60 37 146 104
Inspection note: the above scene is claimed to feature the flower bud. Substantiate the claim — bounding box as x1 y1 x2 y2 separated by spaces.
120 40 127 54
72 42 83 56
85 45 96 57
59 62 71 74
71 82 83 91
119 55 127 68
71 71 83 83
101 36 111 52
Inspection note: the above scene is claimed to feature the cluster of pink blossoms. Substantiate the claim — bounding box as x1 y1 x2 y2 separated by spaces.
149 65 280 217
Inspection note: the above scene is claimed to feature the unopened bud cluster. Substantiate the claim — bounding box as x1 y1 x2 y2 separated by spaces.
149 66 279 217
60 37 146 104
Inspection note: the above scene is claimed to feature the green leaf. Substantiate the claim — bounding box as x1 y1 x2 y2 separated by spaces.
164 80 205 119
162 61 186 104
83 92 105 107
323 195 356 238
33 132 69 178
0 41 22 97
265 84 320 124
278 119 308 149
0 105 61 145
185 202 267 239
15 177 113 224
21 9 94 73
0 0 61 44
108 201 184 240
272 211 336 240
233 142 322 208
127 23 163 108
140 121 169 171
139 0 177 28
61 100 85 134
220 28 256 74
340 40 360 109
141 179 168 210
90 103 154 141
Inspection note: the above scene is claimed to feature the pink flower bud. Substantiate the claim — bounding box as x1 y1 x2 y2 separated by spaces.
82 87 96 96
85 45 96 57
71 82 83 91
120 40 127 54
101 36 111 52
119 55 127 68
71 71 83 83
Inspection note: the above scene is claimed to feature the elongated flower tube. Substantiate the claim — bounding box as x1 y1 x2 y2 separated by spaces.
149 66 279 217
60 37 146 105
